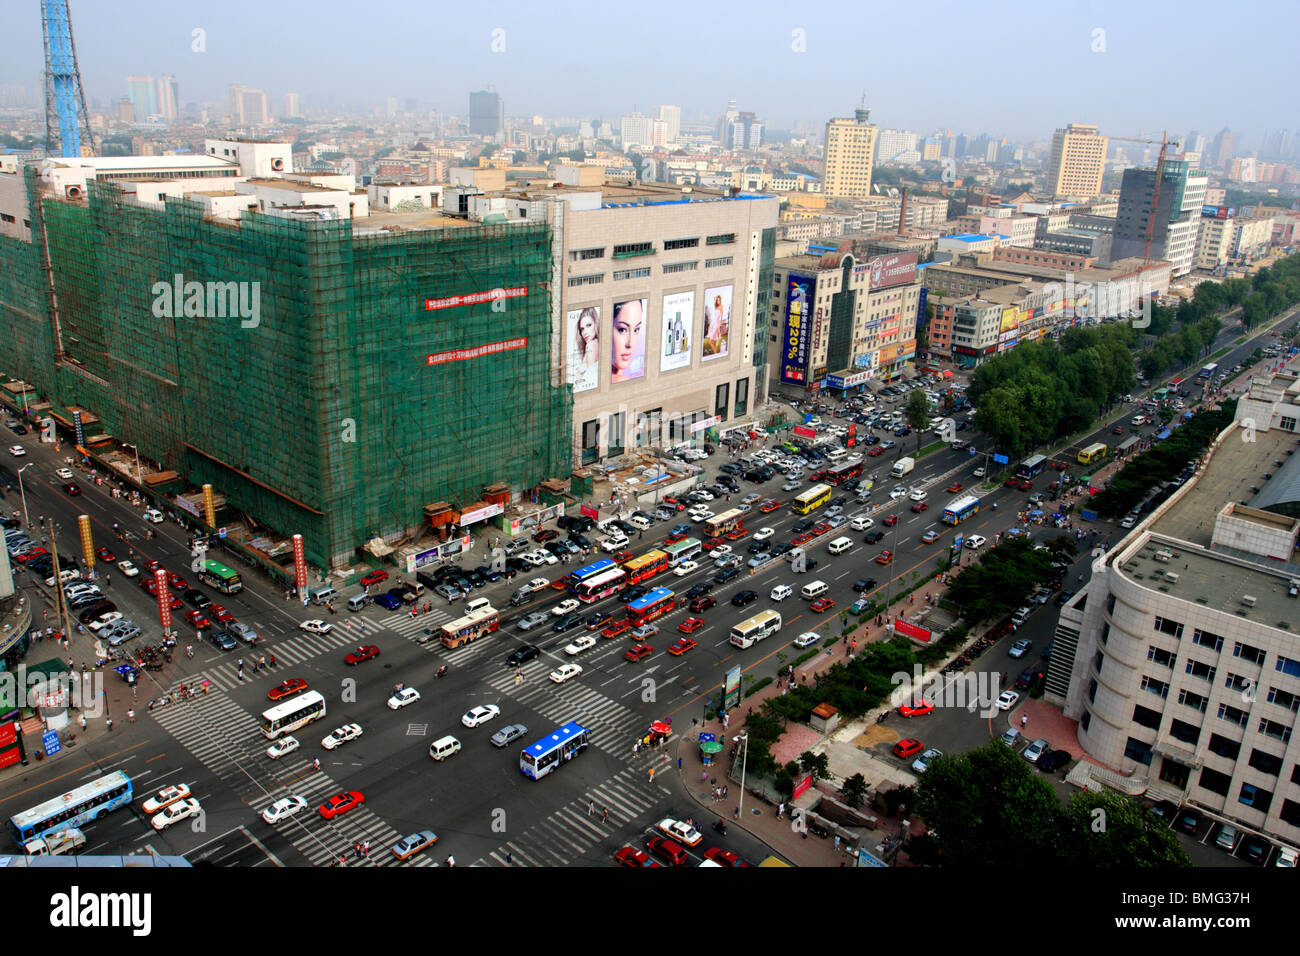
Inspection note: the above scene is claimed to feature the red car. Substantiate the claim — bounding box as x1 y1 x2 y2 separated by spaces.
551 578 569 590
615 846 661 867
62 482 81 496
646 836 688 866
910 501 928 514
183 610 212 630
209 604 235 623
759 499 782 513
664 533 688 546
624 643 654 662
792 533 814 546
13 547 47 563
704 846 750 867
614 551 633 563
811 522 832 535
359 569 388 587
532 529 558 543
810 597 835 613
318 790 365 820
1014 478 1033 492
725 528 748 541
268 678 308 702
96 546 117 562
893 738 924 759
602 620 633 639
1111 425 1125 435
667 637 697 656
343 644 380 665
678 617 705 634
946 482 964 493
898 700 934 718
882 514 899 526
701 537 724 551
868 447 885 457
1004 476 1022 488
166 572 187 590
689 595 716 612
661 496 687 511
875 550 894 565
144 559 163 573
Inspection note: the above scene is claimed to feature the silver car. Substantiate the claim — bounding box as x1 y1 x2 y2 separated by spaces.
1022 738 1050 763
517 611 549 632
490 723 529 748
227 621 260 644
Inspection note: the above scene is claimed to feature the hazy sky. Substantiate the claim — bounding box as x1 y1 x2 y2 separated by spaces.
5 0 1296 145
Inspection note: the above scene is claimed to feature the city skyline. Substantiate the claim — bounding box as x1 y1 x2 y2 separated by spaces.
1 0 1297 145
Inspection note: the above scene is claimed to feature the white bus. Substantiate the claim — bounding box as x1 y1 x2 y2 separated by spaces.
663 537 702 566
260 690 327 739
730 610 782 649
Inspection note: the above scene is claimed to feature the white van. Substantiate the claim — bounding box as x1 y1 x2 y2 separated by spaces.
143 508 165 523
800 580 829 601
770 584 793 601
428 736 462 761
825 447 847 461
463 597 492 616
827 536 853 555
347 594 370 612
311 586 338 606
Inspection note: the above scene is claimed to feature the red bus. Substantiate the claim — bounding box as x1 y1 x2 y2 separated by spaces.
621 549 670 585
823 458 864 485
626 587 675 626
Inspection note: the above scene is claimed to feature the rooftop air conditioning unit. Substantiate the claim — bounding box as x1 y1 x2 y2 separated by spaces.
1241 595 1257 607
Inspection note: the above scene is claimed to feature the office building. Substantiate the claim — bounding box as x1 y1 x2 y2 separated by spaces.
228 84 270 125
823 105 879 199
726 112 763 151
875 129 919 165
283 92 300 119
1112 160 1208 275
1047 123 1108 199
157 75 179 123
125 75 157 120
620 112 652 149
657 105 681 146
469 89 504 137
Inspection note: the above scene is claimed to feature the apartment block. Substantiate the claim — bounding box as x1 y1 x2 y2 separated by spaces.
823 106 878 199
1047 124 1109 199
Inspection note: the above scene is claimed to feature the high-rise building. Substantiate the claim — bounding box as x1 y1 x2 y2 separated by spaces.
157 75 179 123
726 112 763 150
283 92 300 119
823 104 878 199
1184 129 1206 156
875 129 919 164
657 105 681 145
1046 123 1108 198
125 75 157 120
1210 128 1236 169
619 112 652 149
1112 160 1208 275
228 84 270 125
469 89 503 137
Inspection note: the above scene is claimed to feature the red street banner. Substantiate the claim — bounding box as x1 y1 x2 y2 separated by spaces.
895 618 932 642
793 425 815 439
580 504 599 520
792 773 814 800
426 337 527 366
425 286 527 311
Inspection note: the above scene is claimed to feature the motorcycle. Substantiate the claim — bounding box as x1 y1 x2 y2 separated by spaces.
436 665 448 678
712 820 727 836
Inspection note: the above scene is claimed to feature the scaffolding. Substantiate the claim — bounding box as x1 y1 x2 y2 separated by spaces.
0 174 571 567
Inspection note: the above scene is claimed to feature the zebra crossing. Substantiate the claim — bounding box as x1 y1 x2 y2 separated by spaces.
481 668 650 757
179 626 363 693
149 692 429 866
475 765 666 866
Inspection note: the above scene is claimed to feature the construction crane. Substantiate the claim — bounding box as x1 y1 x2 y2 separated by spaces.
1110 132 1181 262
41 0 96 157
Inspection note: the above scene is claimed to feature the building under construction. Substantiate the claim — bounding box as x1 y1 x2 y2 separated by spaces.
0 146 570 568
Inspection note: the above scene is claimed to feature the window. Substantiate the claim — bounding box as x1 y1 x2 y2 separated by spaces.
1207 733 1241 759
1193 629 1224 652
705 256 734 268
1268 687 1300 713
569 247 605 261
636 408 662 448
1257 718 1292 743
580 418 600 465
706 233 737 245
1155 616 1184 638
1275 656 1300 678
1282 416 1297 432
612 242 654 259
1281 799 1300 828
607 412 626 457
663 261 698 274
1184 659 1216 682
1178 689 1208 713
1132 704 1162 729
613 267 651 281
1088 679 1098 703
1123 737 1154 765
1248 748 1284 776
715 383 729 421
568 273 604 287
1199 766 1232 797
1147 645 1173 667
1234 641 1265 665
1239 782 1272 812
1218 703 1249 728
663 238 699 250
1224 672 1253 693
735 378 749 417
1168 719 1200 745
1141 676 1169 699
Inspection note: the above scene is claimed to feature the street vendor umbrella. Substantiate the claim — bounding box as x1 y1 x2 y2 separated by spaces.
1029 509 1044 517
650 720 671 737
699 740 723 755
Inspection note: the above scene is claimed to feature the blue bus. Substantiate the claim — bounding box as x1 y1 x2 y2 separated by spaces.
1016 455 1048 480
9 770 133 845
942 495 981 525
519 721 591 780
566 558 616 593
626 587 675 626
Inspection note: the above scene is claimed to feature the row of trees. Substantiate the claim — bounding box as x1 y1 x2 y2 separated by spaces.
1239 255 1300 331
944 536 1077 625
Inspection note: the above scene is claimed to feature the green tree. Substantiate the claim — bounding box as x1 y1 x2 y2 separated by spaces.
840 773 869 809
1060 790 1191 866
904 389 932 454
798 750 830 781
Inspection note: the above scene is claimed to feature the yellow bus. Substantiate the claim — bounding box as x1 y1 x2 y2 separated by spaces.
1077 442 1109 466
792 483 833 515
621 548 670 585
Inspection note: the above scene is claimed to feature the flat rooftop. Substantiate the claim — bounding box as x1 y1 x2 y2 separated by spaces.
352 209 478 233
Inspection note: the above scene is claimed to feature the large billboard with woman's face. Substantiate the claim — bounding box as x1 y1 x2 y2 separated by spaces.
661 291 694 372
702 285 732 361
611 298 647 383
565 305 600 393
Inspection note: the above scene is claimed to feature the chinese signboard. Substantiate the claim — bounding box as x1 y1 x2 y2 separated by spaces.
865 253 918 290
780 274 815 384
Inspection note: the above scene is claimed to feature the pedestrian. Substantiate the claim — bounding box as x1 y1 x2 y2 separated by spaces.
1021 713 1027 728
648 767 655 783
127 709 135 723
778 802 785 819
363 840 370 858
588 800 594 817
506 852 513 865
313 758 321 771
602 806 609 823
269 654 276 666
677 756 682 770
722 785 727 799
634 739 640 755
105 718 113 732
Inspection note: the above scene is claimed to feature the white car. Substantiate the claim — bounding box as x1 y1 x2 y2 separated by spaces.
266 736 300 760
46 569 81 588
143 507 165 523
299 619 333 635
321 723 363 750
151 797 201 831
55 467 73 480
851 516 874 531
694 489 714 501
600 536 629 553
911 748 942 774
142 783 192 815
526 576 550 592
535 550 559 565
964 534 987 550
673 560 699 577
549 663 583 684
752 527 775 542
461 704 501 728
551 598 580 617
972 466 986 478
8 445 25 457
889 486 907 500
387 687 421 710
261 795 308 825
88 612 125 633
689 509 714 523
711 544 732 557
116 560 139 578
909 488 927 501
564 634 598 656
793 631 821 648
996 690 1021 711
656 817 703 847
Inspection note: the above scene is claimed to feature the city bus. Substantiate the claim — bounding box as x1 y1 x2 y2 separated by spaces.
1015 455 1048 481
1196 363 1218 383
519 720 591 780
197 559 243 595
626 587 675 626
703 509 746 539
567 557 617 594
792 483 833 515
942 495 981 525
621 549 670 585
440 605 501 648
1152 386 1171 402
574 566 627 603
9 770 133 846
730 610 782 649
1077 442 1109 466
823 458 864 486
663 537 702 566
260 690 327 739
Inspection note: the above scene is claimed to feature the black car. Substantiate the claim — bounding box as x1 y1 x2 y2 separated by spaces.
864 531 885 544
1037 749 1072 772
552 612 582 634
853 578 876 592
505 644 540 667
77 600 117 623
569 532 593 550
830 495 847 507
770 542 794 557
1240 835 1272 865
557 515 578 531
731 590 758 607
713 566 741 585
505 557 530 573
793 519 816 533
1176 809 1202 834
842 478 860 492
209 629 238 652
183 588 211 610
742 470 766 483
586 610 612 629
544 542 568 558
621 585 651 605
747 541 769 554
717 476 740 492
9 423 27 436
684 582 713 600
1146 800 1178 821
613 520 636 535
719 463 742 475
1053 590 1074 608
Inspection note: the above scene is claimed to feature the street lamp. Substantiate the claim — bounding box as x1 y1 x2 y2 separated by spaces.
17 464 31 529
734 731 750 820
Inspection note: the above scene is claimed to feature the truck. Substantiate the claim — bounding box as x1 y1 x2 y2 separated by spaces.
891 456 915 478
24 827 86 856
